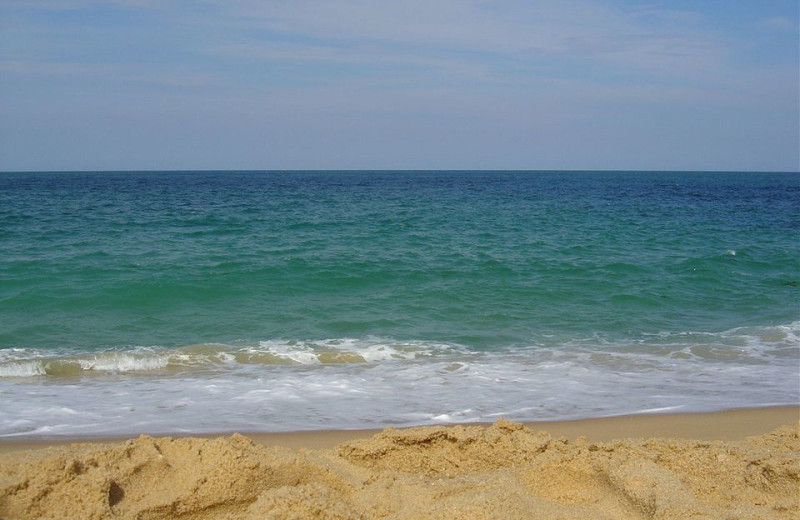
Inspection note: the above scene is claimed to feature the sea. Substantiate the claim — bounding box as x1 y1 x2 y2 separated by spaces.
0 170 798 438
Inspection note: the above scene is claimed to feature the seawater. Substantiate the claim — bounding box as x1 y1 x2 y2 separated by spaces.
0 171 798 437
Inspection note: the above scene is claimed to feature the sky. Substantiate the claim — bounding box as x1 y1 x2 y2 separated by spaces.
0 0 797 171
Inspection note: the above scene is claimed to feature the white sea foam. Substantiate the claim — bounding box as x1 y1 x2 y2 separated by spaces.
0 324 797 437
0 361 45 377
0 339 465 379
252 338 459 365
256 341 322 365
77 354 169 372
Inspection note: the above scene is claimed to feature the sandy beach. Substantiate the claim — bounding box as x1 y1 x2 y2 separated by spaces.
0 406 797 519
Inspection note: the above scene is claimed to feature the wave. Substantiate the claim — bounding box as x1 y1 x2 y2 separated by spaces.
0 323 797 437
0 322 797 380
0 339 464 378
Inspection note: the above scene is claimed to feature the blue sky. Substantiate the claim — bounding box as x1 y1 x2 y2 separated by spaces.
0 1 797 171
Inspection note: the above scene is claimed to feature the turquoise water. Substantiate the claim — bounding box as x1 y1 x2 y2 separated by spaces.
1 171 798 436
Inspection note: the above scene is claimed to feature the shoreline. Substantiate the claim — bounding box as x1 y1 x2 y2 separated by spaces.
1 405 796 453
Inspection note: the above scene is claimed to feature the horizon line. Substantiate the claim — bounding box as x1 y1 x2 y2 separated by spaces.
2 168 799 174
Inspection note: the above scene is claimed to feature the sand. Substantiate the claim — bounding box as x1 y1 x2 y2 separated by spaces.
0 408 797 519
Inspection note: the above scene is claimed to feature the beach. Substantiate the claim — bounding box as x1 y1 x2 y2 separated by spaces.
1 172 798 517
1 406 797 519
2 0 799 514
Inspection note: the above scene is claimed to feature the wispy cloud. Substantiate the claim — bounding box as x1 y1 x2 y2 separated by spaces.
758 16 798 32
0 0 164 10
192 0 729 78
0 0 748 89
0 0 797 171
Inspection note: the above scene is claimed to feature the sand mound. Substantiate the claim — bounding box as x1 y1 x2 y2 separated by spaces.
1 421 798 519
337 418 551 477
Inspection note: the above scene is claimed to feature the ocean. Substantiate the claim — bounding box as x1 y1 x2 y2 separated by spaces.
0 170 798 437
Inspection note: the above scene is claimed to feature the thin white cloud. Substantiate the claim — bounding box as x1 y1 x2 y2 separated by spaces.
0 60 219 89
167 0 732 93
0 0 736 85
208 0 724 63
0 0 164 10
0 60 124 78
205 40 492 82
758 16 798 32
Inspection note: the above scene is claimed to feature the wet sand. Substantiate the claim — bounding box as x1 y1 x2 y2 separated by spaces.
0 406 798 519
